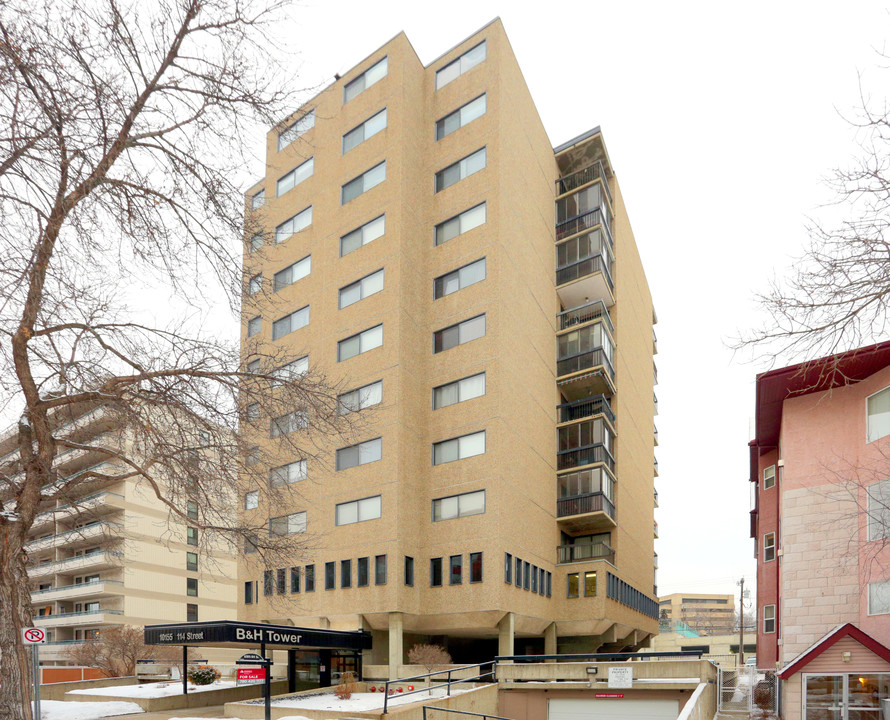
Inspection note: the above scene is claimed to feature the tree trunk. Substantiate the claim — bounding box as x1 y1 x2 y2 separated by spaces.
1 524 36 720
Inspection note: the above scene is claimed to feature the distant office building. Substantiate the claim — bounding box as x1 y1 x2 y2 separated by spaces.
658 593 736 636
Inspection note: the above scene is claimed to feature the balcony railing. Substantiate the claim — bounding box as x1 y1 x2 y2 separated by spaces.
654 520 659 538
557 492 615 520
557 348 615 382
37 608 123 620
558 300 614 333
556 161 613 205
557 541 614 564
654 552 659 569
654 488 659 507
557 443 614 472
556 208 612 243
26 521 122 551
33 491 124 525
556 253 614 290
29 550 123 574
558 395 615 424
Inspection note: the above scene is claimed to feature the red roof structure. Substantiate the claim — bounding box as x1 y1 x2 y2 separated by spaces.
778 623 890 679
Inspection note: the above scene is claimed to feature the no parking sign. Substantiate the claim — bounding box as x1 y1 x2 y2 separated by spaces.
22 627 46 644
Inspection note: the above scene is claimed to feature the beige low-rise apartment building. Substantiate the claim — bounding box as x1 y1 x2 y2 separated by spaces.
0 404 238 664
658 593 736 636
240 18 659 675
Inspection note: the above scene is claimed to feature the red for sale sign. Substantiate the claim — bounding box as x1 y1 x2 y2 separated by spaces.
237 668 266 681
595 693 625 699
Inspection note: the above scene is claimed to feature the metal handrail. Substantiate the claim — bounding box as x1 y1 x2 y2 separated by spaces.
556 492 615 520
556 442 615 472
34 490 125 523
37 608 123 619
26 521 123 548
29 549 123 571
557 541 615 564
556 208 612 243
494 650 704 663
556 160 613 205
557 300 614 334
556 348 615 382
382 661 495 714
557 395 615 424
422 707 513 720
31 579 123 596
556 252 614 290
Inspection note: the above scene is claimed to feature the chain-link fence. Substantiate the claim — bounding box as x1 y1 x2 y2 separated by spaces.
717 666 778 718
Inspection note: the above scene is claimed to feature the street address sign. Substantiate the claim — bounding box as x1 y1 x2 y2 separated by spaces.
236 652 272 665
22 628 46 644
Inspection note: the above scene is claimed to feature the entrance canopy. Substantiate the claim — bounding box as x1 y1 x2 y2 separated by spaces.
144 620 372 651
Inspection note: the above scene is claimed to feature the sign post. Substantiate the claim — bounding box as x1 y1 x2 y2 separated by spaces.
23 627 46 720
237 652 273 720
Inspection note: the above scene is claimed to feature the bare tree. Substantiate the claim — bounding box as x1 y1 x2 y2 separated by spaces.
0 1 354 718
407 643 452 688
64 625 186 678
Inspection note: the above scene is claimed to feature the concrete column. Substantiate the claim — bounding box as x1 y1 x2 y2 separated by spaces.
498 612 515 661
544 622 557 661
388 612 403 679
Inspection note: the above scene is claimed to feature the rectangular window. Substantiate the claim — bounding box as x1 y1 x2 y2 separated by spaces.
547 572 552 598
187 501 198 520
341 559 352 589
433 372 485 410
868 387 890 442
270 460 307 486
435 148 486 192
248 274 262 296
275 206 312 243
244 490 258 510
187 603 198 622
342 161 386 204
540 568 546 595
249 233 263 253
246 359 261 374
187 577 198 597
269 511 307 536
273 256 311 291
344 57 388 102
432 489 485 521
434 259 485 299
531 565 538 593
278 109 315 150
375 555 387 585
763 604 776 632
341 214 385 257
338 380 383 414
325 561 335 590
430 557 443 587
271 357 309 388
338 324 383 361
290 566 300 593
434 315 485 353
245 403 260 422
449 555 462 585
247 316 261 337
433 431 485 465
764 532 776 562
435 203 486 246
244 581 254 604
405 556 414 586
763 465 776 490
584 571 597 597
505 553 512 584
436 94 486 140
567 572 579 598
276 568 286 594
244 535 258 554
335 495 382 526
470 552 483 583
251 189 265 209
305 564 315 592
523 561 530 590
515 557 522 588
277 157 314 196
272 305 309 340
435 41 486 89
357 557 369 587
186 552 198 572
336 437 382 470
339 269 384 309
343 109 387 153
270 410 307 438
187 527 198 546
869 480 890 541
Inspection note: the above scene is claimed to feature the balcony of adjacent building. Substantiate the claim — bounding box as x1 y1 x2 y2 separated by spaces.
654 520 659 539
653 488 659 508
556 466 617 534
26 519 123 553
556 227 614 309
29 490 126 534
654 457 659 477
654 424 659 446
555 186 613 249
31 578 124 604
35 607 123 628
556 303 616 400
653 328 658 355
557 415 615 474
557 532 615 565
28 549 123 579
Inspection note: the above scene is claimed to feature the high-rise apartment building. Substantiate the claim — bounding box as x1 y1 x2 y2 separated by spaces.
240 19 659 675
0 405 238 664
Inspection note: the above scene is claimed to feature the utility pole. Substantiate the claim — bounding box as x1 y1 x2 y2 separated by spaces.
738 577 746 666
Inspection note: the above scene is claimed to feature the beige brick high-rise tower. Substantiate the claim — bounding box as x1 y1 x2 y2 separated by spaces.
240 18 659 677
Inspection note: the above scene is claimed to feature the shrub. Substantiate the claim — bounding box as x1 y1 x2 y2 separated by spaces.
335 671 355 700
188 665 221 685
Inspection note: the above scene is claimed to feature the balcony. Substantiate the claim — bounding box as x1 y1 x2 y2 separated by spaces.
28 550 123 579
35 608 123 628
653 328 658 355
654 520 659 538
556 208 612 244
654 552 659 569
654 488 659 508
654 393 659 416
556 243 614 309
558 300 614 334
556 161 613 206
30 491 125 533
557 492 616 534
557 541 614 565
654 457 659 477
557 443 614 473
26 521 122 553
558 395 615 425
31 579 124 604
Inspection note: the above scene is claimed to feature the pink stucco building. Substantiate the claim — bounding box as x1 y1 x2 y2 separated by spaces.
750 341 890 720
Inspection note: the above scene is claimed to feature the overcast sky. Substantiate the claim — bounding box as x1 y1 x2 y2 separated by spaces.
248 0 890 605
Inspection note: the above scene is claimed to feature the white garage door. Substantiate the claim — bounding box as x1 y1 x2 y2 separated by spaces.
548 698 679 720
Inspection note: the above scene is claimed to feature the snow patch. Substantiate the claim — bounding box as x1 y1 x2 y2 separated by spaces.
36 699 143 720
67 680 236 698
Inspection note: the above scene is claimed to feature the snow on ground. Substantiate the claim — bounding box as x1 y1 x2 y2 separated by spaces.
37 700 143 720
239 687 473 712
67 680 236 698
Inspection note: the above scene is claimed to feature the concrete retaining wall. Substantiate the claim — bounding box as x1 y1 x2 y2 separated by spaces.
40 676 137 701
65 679 290 711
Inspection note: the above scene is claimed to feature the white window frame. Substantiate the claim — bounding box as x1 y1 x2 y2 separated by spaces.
338 324 383 361
270 356 309 388
273 255 311 292
868 386 890 443
335 495 382 526
249 233 263 253
269 511 307 536
432 489 486 521
763 532 776 562
435 148 486 193
433 372 485 410
763 464 776 490
275 206 312 243
340 214 385 256
270 411 307 438
763 603 776 633
244 490 258 510
434 258 486 299
276 157 314 196
247 316 261 337
272 305 310 341
433 430 486 465
278 109 315 151
435 41 486 90
869 580 890 615
343 57 388 103
339 269 384 309
269 459 307 486
436 94 486 140
251 189 265 209
343 108 387 153
433 314 485 353
336 437 382 471
341 161 386 204
338 380 383 414
248 274 262 296
435 202 486 245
